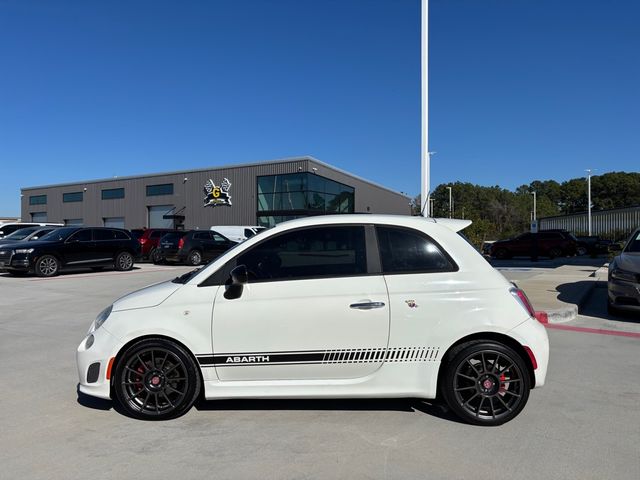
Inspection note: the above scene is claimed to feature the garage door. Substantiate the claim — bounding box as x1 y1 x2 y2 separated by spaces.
148 205 174 228
31 212 47 222
103 217 125 229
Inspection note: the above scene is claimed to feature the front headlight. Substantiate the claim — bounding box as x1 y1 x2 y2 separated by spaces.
611 268 637 283
93 305 113 331
14 248 34 254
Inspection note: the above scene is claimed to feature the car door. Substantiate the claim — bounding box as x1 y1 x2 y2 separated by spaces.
210 225 390 381
61 229 94 265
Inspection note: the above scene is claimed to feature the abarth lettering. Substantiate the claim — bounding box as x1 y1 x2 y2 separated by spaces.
226 355 270 364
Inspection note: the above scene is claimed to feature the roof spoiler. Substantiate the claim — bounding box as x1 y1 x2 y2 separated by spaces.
432 218 473 232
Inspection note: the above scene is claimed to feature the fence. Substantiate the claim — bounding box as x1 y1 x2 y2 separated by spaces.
539 205 640 239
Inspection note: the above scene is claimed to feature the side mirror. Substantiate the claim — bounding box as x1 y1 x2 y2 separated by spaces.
224 265 248 300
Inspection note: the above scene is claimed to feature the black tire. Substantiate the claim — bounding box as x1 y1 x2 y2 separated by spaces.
113 338 201 420
35 255 60 277
114 251 134 271
187 250 202 266
441 341 531 426
494 248 509 260
577 246 588 256
548 247 562 259
607 298 619 316
149 248 160 264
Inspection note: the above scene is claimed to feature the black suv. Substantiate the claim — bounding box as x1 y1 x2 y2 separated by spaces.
0 227 141 277
158 230 235 266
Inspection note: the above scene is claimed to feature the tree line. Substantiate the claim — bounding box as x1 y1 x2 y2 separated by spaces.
412 171 640 246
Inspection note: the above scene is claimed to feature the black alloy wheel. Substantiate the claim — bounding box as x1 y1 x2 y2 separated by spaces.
149 248 160 264
114 339 201 420
114 251 134 271
35 254 60 277
442 341 530 426
187 250 202 266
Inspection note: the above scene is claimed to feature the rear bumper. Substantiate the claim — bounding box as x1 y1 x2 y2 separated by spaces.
507 318 549 388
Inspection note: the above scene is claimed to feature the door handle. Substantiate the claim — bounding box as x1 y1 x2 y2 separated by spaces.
350 301 385 310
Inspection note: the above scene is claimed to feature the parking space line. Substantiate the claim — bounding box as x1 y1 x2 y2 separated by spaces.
26 267 185 281
546 324 640 339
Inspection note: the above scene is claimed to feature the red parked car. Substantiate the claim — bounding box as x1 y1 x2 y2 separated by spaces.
131 228 182 262
490 231 578 259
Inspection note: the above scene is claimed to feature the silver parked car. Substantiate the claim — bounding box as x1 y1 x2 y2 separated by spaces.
608 228 640 314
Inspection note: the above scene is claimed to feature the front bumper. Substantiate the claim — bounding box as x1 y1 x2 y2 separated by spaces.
76 325 124 400
608 279 640 311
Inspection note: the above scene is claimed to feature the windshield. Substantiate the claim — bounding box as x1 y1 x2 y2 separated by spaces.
39 227 78 242
624 230 640 253
4 227 40 240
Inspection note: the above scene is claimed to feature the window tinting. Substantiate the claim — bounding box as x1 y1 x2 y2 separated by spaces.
102 188 125 200
68 229 92 242
113 230 129 240
377 226 454 273
63 192 83 203
194 232 210 240
29 195 47 205
94 229 116 241
146 184 174 196
237 226 366 282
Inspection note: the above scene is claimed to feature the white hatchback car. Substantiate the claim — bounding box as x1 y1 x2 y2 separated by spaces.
77 215 549 425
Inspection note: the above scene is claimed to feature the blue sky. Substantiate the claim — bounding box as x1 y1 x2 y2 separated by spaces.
1 0 638 216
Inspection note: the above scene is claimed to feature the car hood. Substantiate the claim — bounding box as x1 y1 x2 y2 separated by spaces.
616 252 640 273
112 280 182 312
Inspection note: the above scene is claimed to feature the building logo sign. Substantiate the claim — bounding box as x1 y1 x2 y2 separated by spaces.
203 178 232 207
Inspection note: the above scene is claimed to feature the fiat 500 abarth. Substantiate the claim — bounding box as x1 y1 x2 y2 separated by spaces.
77 215 549 426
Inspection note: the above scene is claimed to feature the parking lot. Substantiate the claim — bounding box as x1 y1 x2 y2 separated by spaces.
1 263 638 480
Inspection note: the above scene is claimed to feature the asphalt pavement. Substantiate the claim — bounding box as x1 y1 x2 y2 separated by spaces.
0 264 638 480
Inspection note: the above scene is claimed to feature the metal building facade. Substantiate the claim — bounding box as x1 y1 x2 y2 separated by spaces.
539 205 640 238
21 157 411 229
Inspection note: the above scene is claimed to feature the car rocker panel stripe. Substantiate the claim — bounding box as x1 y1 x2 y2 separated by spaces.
197 346 440 367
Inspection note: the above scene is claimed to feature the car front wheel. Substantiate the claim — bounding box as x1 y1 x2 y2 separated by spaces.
441 341 531 426
35 255 60 277
113 339 201 420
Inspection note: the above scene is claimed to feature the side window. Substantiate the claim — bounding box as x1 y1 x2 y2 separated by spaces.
93 229 115 241
113 230 129 240
376 226 454 274
212 233 227 243
68 229 92 242
237 226 367 282
194 232 210 240
244 228 255 238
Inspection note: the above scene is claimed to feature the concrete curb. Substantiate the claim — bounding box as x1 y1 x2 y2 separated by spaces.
541 276 600 324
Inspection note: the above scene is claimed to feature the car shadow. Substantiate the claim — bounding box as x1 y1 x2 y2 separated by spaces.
193 397 465 423
556 281 640 324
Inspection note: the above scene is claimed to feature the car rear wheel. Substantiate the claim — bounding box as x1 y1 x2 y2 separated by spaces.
149 248 161 264
35 255 60 277
441 341 531 426
114 339 201 420
548 247 562 259
577 246 588 256
114 251 134 271
187 250 202 266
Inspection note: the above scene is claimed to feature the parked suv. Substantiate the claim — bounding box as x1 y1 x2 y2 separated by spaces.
159 230 235 265
0 227 141 277
490 230 578 259
133 228 182 262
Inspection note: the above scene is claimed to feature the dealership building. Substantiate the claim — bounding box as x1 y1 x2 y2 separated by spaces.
21 156 410 230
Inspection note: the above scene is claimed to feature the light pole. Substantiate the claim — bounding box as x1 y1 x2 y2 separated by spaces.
586 169 594 236
530 191 537 221
446 186 453 218
420 0 429 216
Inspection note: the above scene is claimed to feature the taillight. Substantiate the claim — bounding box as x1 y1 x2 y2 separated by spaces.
510 287 536 318
139 238 147 245
178 238 184 250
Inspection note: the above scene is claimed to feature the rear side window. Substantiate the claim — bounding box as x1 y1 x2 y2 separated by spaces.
113 230 130 240
376 226 455 274
194 232 211 240
68 229 92 242
237 226 367 282
94 229 115 241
